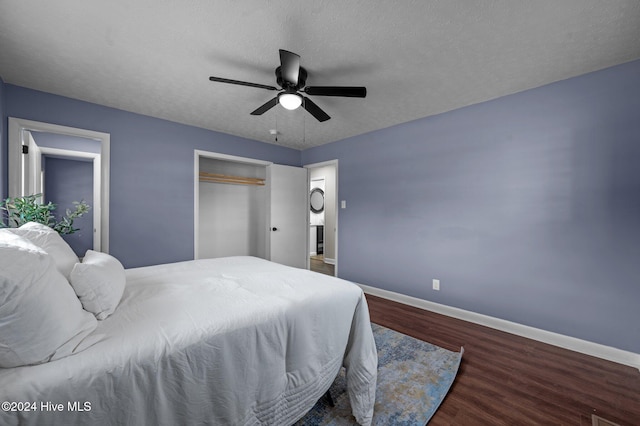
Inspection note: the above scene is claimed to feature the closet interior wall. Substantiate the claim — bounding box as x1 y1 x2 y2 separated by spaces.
198 158 267 260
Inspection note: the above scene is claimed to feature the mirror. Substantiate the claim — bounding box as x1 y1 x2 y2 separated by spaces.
310 188 324 213
8 118 110 253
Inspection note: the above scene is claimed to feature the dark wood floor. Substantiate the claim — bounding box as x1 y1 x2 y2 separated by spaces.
365 294 640 426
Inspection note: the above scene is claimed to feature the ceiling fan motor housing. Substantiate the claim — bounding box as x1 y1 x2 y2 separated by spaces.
276 66 307 90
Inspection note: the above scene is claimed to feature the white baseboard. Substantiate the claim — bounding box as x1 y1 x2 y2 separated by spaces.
358 283 640 371
309 251 317 256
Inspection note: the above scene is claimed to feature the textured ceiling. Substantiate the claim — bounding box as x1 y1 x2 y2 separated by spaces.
1 1 639 150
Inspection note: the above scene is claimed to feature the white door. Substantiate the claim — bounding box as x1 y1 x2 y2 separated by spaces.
267 164 308 269
27 131 43 196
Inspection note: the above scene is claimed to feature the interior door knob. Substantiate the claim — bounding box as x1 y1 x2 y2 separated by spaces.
271 227 278 231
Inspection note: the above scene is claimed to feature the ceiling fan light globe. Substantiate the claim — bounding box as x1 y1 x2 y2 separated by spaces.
279 93 302 110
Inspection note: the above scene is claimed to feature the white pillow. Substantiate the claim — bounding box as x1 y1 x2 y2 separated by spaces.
0 231 98 368
7 222 79 279
69 250 126 320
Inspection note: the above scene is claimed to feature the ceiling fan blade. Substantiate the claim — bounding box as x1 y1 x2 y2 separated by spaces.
209 76 277 91
279 49 300 86
302 96 331 122
250 97 279 115
304 86 367 97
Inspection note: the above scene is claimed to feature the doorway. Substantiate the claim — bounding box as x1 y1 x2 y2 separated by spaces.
8 118 110 253
304 160 338 277
43 154 94 256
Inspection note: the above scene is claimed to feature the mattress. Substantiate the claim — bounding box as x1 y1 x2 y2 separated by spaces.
0 256 377 425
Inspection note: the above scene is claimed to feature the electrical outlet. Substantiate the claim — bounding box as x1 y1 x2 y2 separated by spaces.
432 279 440 291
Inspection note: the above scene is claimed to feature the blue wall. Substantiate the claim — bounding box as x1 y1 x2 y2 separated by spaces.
3 85 301 267
3 61 639 354
43 156 94 257
302 60 640 354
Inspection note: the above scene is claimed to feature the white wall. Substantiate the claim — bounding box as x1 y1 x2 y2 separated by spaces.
198 158 266 259
309 178 324 255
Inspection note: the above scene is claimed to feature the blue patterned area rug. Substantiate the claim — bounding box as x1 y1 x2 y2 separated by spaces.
296 323 463 425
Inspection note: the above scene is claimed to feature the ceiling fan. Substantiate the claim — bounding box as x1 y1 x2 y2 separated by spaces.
209 49 366 122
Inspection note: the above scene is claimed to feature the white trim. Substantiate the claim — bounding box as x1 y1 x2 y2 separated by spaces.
193 152 199 260
303 159 339 276
27 132 41 195
194 150 272 167
323 257 336 265
193 149 273 260
38 146 99 160
8 118 110 253
303 159 339 169
358 283 640 371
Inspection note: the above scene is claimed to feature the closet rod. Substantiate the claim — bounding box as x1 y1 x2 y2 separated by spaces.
199 172 265 186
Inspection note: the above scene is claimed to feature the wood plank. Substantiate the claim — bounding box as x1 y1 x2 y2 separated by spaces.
199 171 265 186
310 255 335 276
365 294 640 426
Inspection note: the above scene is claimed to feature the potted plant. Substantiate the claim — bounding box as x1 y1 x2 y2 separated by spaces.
0 193 90 234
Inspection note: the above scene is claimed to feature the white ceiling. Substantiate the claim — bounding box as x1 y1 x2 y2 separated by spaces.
1 1 639 150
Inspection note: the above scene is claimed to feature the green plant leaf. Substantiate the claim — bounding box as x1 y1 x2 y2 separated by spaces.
0 194 90 234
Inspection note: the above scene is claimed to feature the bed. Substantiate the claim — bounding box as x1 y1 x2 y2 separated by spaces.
0 224 377 426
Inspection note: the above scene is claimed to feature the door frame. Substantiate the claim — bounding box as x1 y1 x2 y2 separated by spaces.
8 117 110 253
303 159 339 276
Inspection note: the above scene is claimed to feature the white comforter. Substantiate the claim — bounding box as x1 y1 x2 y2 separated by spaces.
0 256 377 425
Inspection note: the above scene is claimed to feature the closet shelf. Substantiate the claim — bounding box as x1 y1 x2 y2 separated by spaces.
199 172 265 186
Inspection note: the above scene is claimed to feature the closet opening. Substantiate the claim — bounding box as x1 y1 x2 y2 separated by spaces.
194 151 270 260
194 150 309 269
